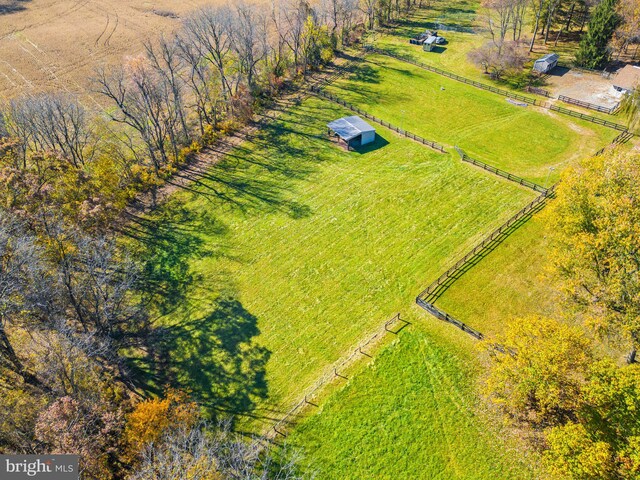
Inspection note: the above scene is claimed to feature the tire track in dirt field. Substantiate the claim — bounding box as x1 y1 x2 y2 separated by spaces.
94 12 110 46
103 12 118 47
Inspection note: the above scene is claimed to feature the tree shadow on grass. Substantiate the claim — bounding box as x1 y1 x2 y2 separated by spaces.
347 63 381 84
158 297 270 422
174 112 337 219
123 102 348 419
366 58 416 77
124 206 270 421
123 201 231 316
185 160 313 219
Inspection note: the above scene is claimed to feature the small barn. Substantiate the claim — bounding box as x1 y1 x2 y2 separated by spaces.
612 65 640 93
533 53 559 74
423 36 437 52
327 116 376 149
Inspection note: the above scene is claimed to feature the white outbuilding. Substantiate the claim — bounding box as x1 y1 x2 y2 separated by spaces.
327 116 376 148
533 53 559 74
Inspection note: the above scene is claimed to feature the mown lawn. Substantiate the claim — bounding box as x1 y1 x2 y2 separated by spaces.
435 210 559 337
325 52 616 184
129 95 534 430
287 313 538 479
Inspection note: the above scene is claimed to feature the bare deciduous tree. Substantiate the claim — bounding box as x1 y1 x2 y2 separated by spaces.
95 61 176 177
129 423 304 480
182 6 234 104
4 95 95 168
0 213 51 390
230 2 270 93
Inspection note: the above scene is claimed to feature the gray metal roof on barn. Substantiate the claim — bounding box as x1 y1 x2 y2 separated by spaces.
533 53 559 73
536 53 559 64
327 116 375 141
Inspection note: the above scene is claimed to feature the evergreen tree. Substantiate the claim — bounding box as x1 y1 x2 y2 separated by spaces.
574 0 621 69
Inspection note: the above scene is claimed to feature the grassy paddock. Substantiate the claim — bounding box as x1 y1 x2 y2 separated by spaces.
129 95 533 429
286 312 538 479
372 2 486 81
325 52 616 184
435 210 559 336
372 1 625 121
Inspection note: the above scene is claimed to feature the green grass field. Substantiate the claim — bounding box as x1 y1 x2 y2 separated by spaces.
370 0 625 122
325 52 617 184
129 94 534 430
435 210 559 337
287 315 538 479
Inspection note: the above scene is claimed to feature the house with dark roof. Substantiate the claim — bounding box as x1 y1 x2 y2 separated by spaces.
327 116 376 149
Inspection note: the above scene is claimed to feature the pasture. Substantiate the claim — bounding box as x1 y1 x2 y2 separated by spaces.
0 0 214 100
129 93 534 431
287 317 538 479
435 212 559 337
325 52 617 184
1 0 629 477
371 0 627 120
125 21 618 473
372 2 486 81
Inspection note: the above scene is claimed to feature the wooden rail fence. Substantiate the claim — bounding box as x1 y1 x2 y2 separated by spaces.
547 104 627 131
525 86 552 97
269 313 409 438
417 187 555 306
558 63 613 79
594 130 634 156
416 298 484 340
558 95 619 115
369 47 537 105
415 189 555 339
454 147 549 194
368 47 631 133
310 85 447 152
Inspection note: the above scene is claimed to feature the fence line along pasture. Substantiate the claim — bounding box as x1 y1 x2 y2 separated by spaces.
594 130 635 156
525 85 552 97
557 63 613 79
545 104 627 131
269 313 409 438
368 47 537 104
417 186 555 307
558 95 619 115
454 147 549 194
416 298 484 340
368 47 631 133
415 188 555 339
310 86 447 153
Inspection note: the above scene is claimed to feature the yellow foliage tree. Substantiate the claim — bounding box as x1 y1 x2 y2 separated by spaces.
483 316 592 425
124 390 199 461
544 361 640 479
550 148 640 362
544 422 615 479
